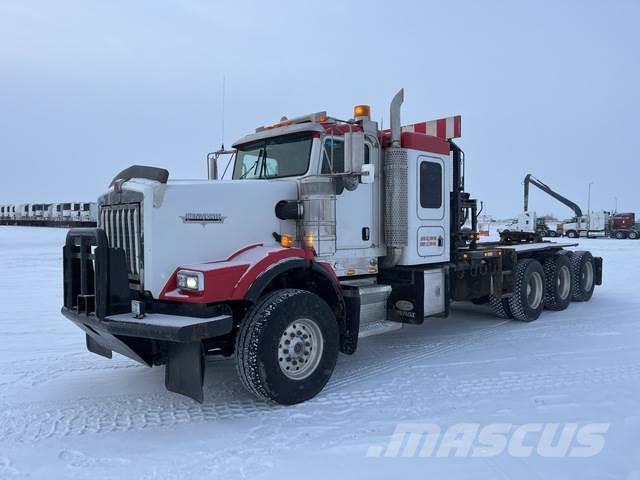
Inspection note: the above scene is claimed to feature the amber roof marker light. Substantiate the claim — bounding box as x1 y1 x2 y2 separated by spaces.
354 105 371 120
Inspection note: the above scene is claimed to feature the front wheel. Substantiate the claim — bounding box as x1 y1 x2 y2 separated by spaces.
236 288 339 405
566 230 578 239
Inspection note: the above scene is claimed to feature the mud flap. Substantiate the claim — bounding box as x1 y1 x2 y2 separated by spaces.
165 341 205 403
594 256 603 286
86 334 112 359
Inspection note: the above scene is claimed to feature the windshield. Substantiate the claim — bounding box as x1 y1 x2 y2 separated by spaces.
233 132 313 180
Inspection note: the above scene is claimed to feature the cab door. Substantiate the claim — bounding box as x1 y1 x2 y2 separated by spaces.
323 137 374 250
416 155 449 263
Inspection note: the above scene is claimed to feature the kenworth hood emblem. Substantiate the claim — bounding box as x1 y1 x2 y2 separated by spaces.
180 213 227 225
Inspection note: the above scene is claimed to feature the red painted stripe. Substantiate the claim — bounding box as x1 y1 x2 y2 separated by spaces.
436 119 447 139
414 122 426 134
454 115 461 137
401 132 450 155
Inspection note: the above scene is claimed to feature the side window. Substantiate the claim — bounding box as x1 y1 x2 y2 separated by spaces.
364 144 370 165
419 161 442 209
322 138 345 174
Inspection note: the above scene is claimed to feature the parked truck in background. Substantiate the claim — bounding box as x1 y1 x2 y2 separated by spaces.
79 202 97 222
61 90 603 404
563 211 609 238
520 173 636 240
608 212 639 239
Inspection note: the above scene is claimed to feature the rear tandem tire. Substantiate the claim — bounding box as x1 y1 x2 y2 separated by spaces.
235 288 339 405
508 259 546 322
570 251 596 302
629 231 638 240
543 254 573 311
489 294 513 319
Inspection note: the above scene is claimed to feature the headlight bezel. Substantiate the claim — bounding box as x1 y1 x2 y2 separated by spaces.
176 270 205 292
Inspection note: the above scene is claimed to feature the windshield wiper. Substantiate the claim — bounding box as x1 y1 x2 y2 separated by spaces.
239 147 266 179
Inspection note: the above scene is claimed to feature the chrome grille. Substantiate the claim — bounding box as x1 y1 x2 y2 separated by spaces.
99 203 142 281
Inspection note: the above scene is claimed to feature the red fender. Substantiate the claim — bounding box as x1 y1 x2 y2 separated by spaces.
159 244 326 304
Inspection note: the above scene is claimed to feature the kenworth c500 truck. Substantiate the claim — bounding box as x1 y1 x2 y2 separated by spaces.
62 90 602 404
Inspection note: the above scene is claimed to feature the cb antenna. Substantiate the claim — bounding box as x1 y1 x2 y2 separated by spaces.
220 75 226 150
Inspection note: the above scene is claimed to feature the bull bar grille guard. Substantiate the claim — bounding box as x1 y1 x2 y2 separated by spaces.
63 228 131 319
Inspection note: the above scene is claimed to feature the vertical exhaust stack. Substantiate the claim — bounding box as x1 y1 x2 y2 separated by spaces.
390 89 404 147
381 89 408 269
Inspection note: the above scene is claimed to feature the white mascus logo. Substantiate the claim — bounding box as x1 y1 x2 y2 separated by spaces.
180 213 227 225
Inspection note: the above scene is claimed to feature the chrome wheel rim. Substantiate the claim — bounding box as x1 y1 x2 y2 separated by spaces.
278 318 323 380
582 261 594 292
526 271 544 309
557 265 571 300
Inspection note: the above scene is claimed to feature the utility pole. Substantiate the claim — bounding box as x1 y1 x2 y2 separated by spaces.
587 182 594 232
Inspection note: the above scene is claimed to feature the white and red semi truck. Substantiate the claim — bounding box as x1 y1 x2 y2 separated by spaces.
61 90 603 404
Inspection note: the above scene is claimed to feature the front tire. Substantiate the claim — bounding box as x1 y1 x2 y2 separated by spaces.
509 259 545 322
566 230 578 239
543 254 573 311
236 288 339 405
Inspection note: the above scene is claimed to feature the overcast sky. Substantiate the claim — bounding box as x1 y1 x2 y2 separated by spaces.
1 0 638 218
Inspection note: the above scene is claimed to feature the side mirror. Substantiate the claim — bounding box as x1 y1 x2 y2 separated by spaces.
343 131 365 174
360 163 375 184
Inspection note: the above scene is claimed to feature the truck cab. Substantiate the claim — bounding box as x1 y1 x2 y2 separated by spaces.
609 212 639 239
564 211 609 238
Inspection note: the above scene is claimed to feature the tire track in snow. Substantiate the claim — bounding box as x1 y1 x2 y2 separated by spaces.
447 362 640 399
323 304 637 396
0 387 392 443
0 351 139 391
325 320 510 393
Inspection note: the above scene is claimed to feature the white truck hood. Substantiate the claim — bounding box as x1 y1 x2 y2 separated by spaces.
123 178 300 297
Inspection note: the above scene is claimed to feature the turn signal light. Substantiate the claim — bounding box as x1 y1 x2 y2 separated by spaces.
305 233 314 248
354 105 371 119
280 235 294 248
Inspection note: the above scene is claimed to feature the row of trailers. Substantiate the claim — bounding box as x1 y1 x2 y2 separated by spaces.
0 202 97 227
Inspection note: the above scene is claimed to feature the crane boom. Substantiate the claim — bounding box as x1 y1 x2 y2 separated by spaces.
523 174 583 217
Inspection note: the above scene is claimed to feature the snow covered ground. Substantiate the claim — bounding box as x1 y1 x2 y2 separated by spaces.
1 226 639 479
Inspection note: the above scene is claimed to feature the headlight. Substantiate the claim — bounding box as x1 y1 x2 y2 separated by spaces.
176 270 205 292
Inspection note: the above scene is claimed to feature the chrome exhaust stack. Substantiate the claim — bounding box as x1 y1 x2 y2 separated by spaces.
381 89 408 269
390 88 404 147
